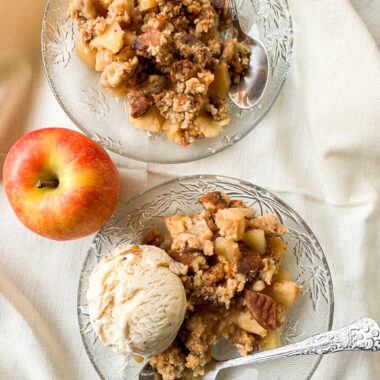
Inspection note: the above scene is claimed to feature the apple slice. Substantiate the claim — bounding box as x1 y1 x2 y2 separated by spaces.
236 311 267 338
260 330 280 350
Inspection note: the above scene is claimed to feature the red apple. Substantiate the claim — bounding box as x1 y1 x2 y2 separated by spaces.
3 128 120 240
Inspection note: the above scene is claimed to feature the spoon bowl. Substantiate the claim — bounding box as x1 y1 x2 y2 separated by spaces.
229 36 269 109
138 362 157 380
227 0 269 108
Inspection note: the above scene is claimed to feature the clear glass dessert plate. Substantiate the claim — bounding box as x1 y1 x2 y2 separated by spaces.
42 0 293 164
78 175 334 380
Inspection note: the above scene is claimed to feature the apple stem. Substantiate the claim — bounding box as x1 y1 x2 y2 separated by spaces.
36 179 59 189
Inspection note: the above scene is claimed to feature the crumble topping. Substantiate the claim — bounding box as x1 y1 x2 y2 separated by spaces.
142 191 302 379
68 0 251 145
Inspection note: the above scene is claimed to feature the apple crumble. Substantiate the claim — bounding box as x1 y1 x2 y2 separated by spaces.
67 0 251 145
142 191 302 379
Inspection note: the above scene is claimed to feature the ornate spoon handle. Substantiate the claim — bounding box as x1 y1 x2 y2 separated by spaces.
221 318 380 369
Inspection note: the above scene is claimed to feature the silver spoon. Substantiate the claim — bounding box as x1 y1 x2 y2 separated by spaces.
139 318 380 380
226 0 269 109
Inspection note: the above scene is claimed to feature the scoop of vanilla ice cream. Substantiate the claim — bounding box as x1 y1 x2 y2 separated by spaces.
87 244 188 357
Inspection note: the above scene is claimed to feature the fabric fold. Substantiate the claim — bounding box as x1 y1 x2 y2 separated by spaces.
0 264 74 380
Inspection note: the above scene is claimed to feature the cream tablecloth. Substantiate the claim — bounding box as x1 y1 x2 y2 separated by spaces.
0 0 379 379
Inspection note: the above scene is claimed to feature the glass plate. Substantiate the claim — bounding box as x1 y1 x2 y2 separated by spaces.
78 175 334 380
42 0 293 163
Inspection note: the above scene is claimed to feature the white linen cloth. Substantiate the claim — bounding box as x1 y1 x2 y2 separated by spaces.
0 0 379 379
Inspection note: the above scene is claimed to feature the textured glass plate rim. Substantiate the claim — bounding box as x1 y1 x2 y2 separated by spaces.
41 1 294 164
77 174 334 380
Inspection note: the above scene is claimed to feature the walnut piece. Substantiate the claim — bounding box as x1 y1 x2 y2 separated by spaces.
171 60 198 82
236 246 264 275
202 262 225 286
198 191 230 211
175 33 212 65
132 29 163 56
141 229 164 247
245 290 277 331
128 92 152 118
168 248 208 272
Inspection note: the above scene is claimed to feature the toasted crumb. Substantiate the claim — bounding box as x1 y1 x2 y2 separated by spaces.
100 58 138 88
250 214 289 237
